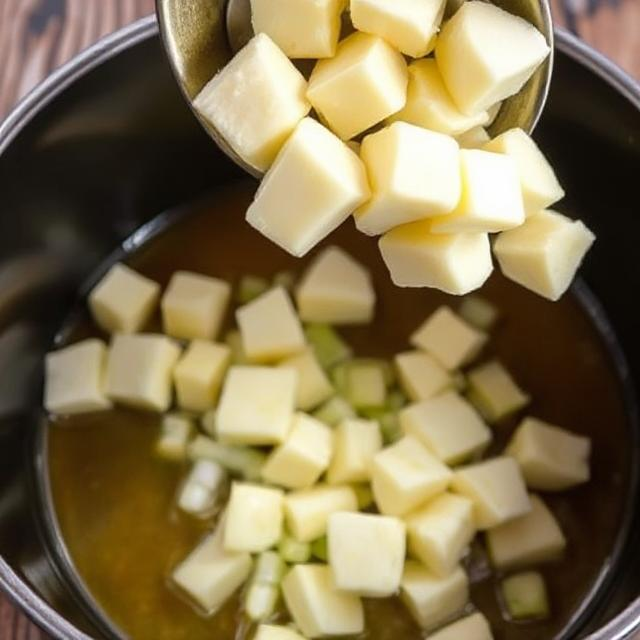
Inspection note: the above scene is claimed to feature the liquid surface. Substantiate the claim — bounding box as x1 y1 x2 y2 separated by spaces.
47 181 632 640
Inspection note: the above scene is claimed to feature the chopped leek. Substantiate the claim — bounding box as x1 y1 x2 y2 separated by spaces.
502 571 550 620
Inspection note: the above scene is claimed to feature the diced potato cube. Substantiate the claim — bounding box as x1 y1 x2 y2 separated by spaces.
282 564 364 638
261 413 333 489
435 1 550 114
372 436 452 516
254 625 306 640
505 417 591 491
174 340 231 412
105 334 181 411
161 271 231 341
245 582 279 621
157 413 194 461
279 349 334 411
296 246 375 325
501 571 550 620
483 128 564 215
394 351 451 402
410 306 487 370
247 118 370 257
250 0 346 58
457 126 491 149
451 457 530 529
193 34 310 172
178 459 226 516
216 366 297 445
345 364 386 409
400 392 491 466
379 220 493 294
355 123 461 236
430 150 524 234
327 419 382 484
328 512 406 597
401 562 469 630
89 263 159 334
458 295 499 331
284 485 358 542
429 612 493 640
45 339 111 415
493 210 596 301
307 33 408 140
224 482 284 552
351 0 445 58
406 493 475 578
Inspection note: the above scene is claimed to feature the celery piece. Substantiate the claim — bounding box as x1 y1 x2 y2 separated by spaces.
346 364 387 410
273 271 296 291
253 551 286 585
305 324 353 370
311 537 328 562
352 484 374 510
156 414 194 461
200 410 217 437
452 372 468 393
237 275 270 305
177 460 226 517
245 582 279 622
355 358 396 388
361 408 403 444
502 571 550 620
188 435 266 481
458 295 499 331
331 362 350 396
312 396 356 427
225 330 249 364
386 389 408 412
279 535 311 564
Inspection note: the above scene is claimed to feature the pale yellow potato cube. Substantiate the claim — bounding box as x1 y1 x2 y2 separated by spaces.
156 413 194 461
435 1 550 114
451 457 531 529
493 210 596 301
379 220 493 294
406 493 475 577
261 413 333 490
486 494 566 570
89 263 159 334
457 126 490 149
429 613 493 640
237 287 306 363
410 306 487 370
254 625 306 640
282 564 364 638
279 349 334 410
328 512 406 597
400 391 491 465
354 123 461 236
105 334 181 412
307 33 408 140
505 417 591 491
430 150 524 234
295 246 375 325
174 340 231 412
45 339 111 415
284 485 358 542
250 0 346 58
372 436 452 516
351 0 445 58
224 482 284 552
483 129 565 215
161 271 231 341
401 562 469 630
394 351 451 402
193 34 310 172
247 118 370 257
327 419 382 485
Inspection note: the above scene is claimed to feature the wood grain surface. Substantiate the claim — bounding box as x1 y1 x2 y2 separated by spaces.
0 0 638 637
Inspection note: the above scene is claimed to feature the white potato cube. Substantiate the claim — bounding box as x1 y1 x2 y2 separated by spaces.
105 334 181 411
401 562 469 630
451 457 531 529
493 210 596 301
429 613 493 640
505 417 591 490
254 625 306 640
261 413 333 489
193 34 310 172
156 413 194 461
327 419 382 484
161 271 231 341
483 128 565 215
295 246 375 324
282 564 364 638
224 482 284 552
372 436 452 516
379 220 493 294
328 512 406 597
89 263 159 334
410 306 487 370
394 351 451 402
435 1 550 114
307 32 408 140
279 349 334 410
216 366 297 445
250 0 346 58
400 392 491 466
284 485 358 542
45 339 111 415
457 126 491 149
486 494 566 570
247 118 371 257
355 123 461 236
406 493 475 577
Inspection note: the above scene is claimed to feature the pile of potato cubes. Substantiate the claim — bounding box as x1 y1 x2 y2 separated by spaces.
45 244 592 639
193 0 595 301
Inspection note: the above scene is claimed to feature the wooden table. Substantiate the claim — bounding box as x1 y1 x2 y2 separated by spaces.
0 0 638 637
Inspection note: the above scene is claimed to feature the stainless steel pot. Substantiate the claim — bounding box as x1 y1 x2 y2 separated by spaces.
0 15 638 640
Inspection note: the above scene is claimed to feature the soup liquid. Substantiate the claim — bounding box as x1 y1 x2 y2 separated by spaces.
48 181 631 640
